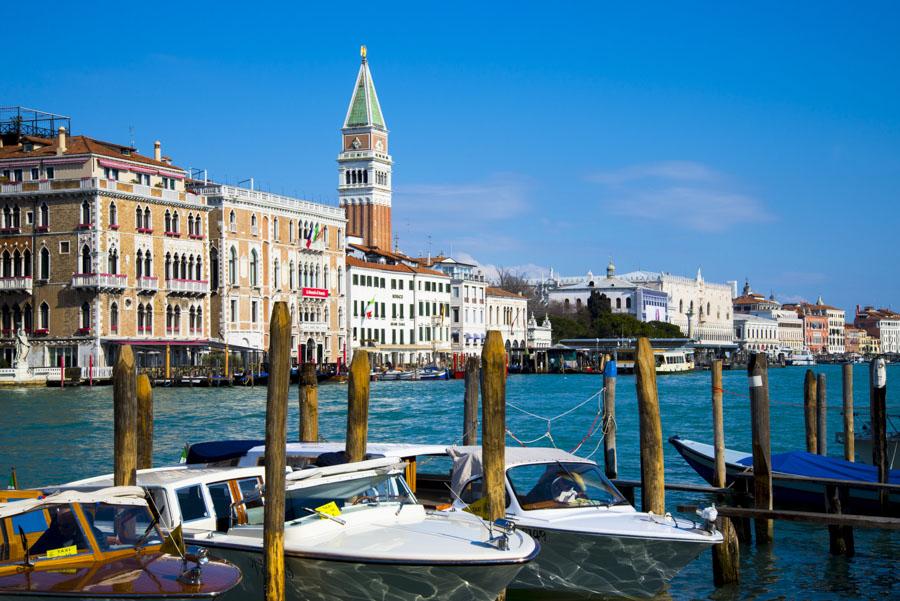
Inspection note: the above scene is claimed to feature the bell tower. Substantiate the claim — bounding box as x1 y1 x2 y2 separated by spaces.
338 45 392 250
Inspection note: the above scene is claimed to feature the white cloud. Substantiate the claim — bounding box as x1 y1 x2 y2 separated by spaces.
455 252 550 284
588 161 773 232
394 174 531 222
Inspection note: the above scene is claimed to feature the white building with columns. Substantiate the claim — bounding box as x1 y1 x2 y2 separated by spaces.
486 286 528 367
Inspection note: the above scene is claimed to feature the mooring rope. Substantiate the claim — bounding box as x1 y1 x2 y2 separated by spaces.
504 388 608 455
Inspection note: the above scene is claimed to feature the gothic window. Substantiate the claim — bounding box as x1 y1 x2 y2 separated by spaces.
273 217 279 241
80 245 91 274
197 307 202 333
107 247 118 274
679 299 684 313
174 305 181 332
11 250 20 276
145 251 152 276
195 215 202 237
229 210 236 232
273 259 280 289
164 210 172 232
80 200 91 225
289 261 295 289
172 253 180 279
110 302 119 332
23 303 32 333
165 253 172 280
626 297 632 309
135 205 143 229
180 255 187 279
188 256 195 280
146 304 153 332
22 249 30 277
229 247 237 285
138 304 145 331
172 211 180 233
166 305 173 331
81 302 91 329
189 306 196 332
251 214 258 236
109 202 117 226
136 250 144 278
39 302 49 330
210 247 219 290
187 213 195 236
144 207 151 230
40 247 50 279
40 202 48 228
250 249 258 287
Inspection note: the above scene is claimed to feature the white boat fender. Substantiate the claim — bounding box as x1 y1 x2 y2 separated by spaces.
696 504 718 533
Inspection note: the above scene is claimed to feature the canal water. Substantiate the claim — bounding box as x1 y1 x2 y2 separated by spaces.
1 364 898 600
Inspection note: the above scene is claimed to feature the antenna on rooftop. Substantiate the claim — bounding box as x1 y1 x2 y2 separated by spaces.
129 125 135 149
238 177 254 191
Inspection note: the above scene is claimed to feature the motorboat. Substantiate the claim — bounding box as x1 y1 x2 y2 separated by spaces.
183 440 721 599
63 459 537 601
654 349 695 374
0 486 241 599
786 348 816 366
670 435 899 514
418 366 449 380
837 415 900 469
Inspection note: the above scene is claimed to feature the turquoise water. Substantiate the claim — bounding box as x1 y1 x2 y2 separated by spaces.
1 365 898 600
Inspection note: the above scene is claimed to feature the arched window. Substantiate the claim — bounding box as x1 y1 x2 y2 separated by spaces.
615 298 621 309
323 266 329 290
109 202 117 227
195 215 202 237
110 302 119 332
188 256 195 281
210 247 219 290
80 245 91 274
164 210 172 232
289 261 295 289
229 247 237 285
81 302 91 330
135 205 143 229
273 259 280 289
39 302 49 330
189 306 196 332
12 250 20 277
172 253 180 279
40 247 50 279
180 255 187 279
39 202 49 228
251 214 257 236
273 217 279 241
707 302 711 316
345 170 351 185
626 297 632 309
166 305 173 332
23 303 32 333
146 304 153 332
144 207 151 230
195 256 202 281
136 250 144 278
144 250 152 276
250 250 258 286
22 249 30 277
289 220 294 243
172 211 180 233
196 307 202 334
165 252 172 280
107 247 118 274
174 306 181 332
229 210 236 232
679 299 684 313
80 200 91 225
137 303 145 332
187 213 195 236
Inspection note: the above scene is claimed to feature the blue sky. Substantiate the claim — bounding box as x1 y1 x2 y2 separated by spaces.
8 2 899 314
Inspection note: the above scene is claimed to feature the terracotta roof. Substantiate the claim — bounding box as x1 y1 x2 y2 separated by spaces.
345 255 447 277
486 286 525 299
0 135 183 171
347 243 412 262
732 294 776 305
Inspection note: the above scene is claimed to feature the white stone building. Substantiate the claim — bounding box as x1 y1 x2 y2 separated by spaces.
345 249 450 366
527 313 553 349
621 269 734 347
417 256 487 358
486 286 528 367
855 306 900 354
547 261 669 322
733 313 780 353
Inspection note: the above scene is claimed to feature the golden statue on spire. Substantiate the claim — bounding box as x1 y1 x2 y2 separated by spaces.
361 45 367 62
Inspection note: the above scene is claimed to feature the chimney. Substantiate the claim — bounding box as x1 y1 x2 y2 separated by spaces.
154 140 161 162
57 127 67 155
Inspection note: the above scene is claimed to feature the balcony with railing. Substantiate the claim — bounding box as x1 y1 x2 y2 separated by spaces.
166 278 209 296
137 276 159 294
0 276 32 293
71 273 127 291
0 178 204 206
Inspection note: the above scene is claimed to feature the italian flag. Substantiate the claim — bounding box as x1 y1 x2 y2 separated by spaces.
364 297 375 320
305 223 321 248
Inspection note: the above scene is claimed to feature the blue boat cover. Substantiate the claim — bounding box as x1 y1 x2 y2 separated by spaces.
736 451 899 484
186 440 264 465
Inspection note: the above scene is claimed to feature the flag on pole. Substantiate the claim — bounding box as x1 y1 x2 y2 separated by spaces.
363 297 375 320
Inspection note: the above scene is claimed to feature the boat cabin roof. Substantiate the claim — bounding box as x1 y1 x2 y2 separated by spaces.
0 486 147 518
238 441 450 466
64 465 266 489
447 445 596 494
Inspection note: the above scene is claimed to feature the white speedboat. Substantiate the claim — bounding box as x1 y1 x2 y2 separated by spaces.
184 441 721 599
64 459 537 601
787 348 816 366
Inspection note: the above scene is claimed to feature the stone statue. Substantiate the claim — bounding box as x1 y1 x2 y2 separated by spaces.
14 329 31 369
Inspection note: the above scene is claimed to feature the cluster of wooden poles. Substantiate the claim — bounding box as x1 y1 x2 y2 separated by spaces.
108 303 893 599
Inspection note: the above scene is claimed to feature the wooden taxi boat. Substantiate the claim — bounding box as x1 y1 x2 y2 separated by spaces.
0 486 241 599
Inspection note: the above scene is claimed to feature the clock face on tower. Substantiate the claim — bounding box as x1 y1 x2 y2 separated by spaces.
351 137 361 149
375 139 384 151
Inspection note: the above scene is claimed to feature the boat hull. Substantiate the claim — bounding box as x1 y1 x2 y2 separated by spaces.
199 544 527 601
511 526 713 598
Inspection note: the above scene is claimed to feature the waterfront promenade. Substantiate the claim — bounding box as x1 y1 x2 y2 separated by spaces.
1 365 897 600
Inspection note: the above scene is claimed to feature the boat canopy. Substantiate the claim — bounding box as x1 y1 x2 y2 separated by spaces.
736 451 899 484
186 439 265 464
448 446 595 495
286 457 405 483
0 486 147 519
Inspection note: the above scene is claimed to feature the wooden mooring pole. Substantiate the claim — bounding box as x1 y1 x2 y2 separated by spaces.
136 373 153 470
712 516 740 586
299 363 318 442
463 356 479 446
825 484 855 556
870 357 888 511
481 331 507 523
263 302 290 601
748 352 773 544
603 355 618 480
711 359 726 489
817 373 827 456
842 363 854 462
113 345 137 487
804 369 817 453
634 337 665 514
347 350 370 463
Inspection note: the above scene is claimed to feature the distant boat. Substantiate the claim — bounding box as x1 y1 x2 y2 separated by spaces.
786 348 816 366
670 435 899 514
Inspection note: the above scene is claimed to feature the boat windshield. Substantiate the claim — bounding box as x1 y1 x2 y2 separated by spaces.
1 503 93 565
279 473 414 525
80 502 163 551
507 462 626 510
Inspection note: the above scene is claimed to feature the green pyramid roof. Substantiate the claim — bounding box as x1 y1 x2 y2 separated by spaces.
344 59 386 129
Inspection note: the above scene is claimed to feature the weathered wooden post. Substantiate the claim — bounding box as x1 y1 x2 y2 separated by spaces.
634 337 665 514
803 369 817 453
263 302 290 601
870 357 888 510
817 373 827 456
603 354 618 479
711 359 726 489
481 330 507 524
463 357 479 445
136 373 153 470
748 352 773 544
712 516 740 586
346 350 370 462
164 344 171 382
299 363 318 442
113 345 137 487
842 363 854 462
825 484 855 556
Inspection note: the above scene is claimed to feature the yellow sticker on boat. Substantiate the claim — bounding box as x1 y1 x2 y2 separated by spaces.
47 545 78 558
315 501 341 517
